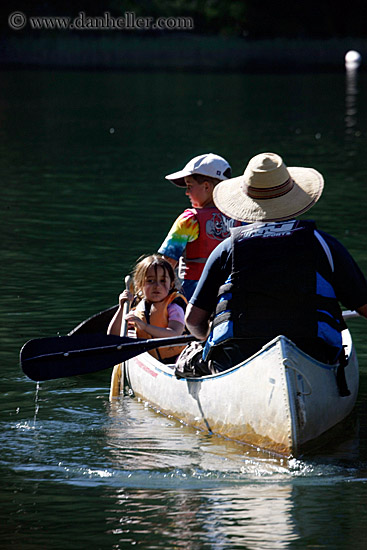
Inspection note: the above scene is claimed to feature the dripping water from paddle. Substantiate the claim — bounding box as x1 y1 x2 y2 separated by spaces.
33 382 40 427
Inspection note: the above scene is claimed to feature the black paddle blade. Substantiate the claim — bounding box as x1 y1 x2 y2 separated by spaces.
20 333 196 382
20 333 131 381
68 305 119 336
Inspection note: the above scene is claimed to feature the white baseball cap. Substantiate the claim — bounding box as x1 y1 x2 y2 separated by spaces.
165 153 232 187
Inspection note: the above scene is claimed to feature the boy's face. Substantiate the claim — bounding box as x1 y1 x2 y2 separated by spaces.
184 176 214 208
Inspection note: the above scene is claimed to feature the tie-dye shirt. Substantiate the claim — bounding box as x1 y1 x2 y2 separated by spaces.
158 209 199 262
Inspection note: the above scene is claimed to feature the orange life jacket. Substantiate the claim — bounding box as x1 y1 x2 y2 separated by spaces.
133 291 187 361
184 207 242 280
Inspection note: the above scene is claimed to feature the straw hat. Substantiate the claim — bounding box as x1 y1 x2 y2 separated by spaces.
213 152 324 222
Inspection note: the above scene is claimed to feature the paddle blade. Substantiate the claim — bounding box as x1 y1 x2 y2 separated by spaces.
20 334 129 381
68 305 119 335
20 333 196 382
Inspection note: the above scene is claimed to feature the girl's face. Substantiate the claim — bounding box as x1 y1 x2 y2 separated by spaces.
184 176 214 208
143 265 172 303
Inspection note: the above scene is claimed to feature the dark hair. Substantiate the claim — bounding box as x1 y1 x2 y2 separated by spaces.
133 254 176 298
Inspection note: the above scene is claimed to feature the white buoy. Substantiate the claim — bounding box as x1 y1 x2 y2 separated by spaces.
345 50 361 70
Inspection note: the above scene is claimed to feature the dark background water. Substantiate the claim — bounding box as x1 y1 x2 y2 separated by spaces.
1 68 367 549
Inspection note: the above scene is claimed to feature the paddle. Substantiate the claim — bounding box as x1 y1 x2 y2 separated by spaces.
21 308 360 382
20 333 197 382
68 304 118 336
68 304 362 337
110 275 132 400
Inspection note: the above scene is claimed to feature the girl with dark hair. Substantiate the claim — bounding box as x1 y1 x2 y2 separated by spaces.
108 255 187 363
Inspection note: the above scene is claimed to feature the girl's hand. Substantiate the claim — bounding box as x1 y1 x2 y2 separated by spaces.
124 312 146 331
118 290 133 306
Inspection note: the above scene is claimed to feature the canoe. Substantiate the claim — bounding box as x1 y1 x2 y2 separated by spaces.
110 328 359 457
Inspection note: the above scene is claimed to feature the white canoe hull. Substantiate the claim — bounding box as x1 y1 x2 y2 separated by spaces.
115 330 359 456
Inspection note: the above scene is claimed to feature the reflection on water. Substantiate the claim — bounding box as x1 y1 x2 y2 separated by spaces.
345 66 360 152
207 484 297 550
107 398 291 477
105 402 297 549
107 483 297 550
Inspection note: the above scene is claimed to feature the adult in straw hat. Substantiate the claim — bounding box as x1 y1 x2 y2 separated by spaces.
184 152 367 375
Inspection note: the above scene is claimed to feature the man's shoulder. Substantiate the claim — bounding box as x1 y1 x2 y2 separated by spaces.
207 236 232 263
315 229 349 256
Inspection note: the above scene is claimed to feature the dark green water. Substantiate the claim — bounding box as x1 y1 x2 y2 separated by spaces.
1 69 367 549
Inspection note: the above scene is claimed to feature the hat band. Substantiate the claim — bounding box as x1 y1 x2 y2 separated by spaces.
247 177 294 200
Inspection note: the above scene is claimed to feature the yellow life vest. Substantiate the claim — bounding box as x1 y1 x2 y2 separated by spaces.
133 291 187 361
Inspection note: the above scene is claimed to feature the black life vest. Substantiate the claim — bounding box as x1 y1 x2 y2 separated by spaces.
205 220 344 362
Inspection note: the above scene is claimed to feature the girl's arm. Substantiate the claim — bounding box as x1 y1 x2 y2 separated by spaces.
124 302 185 338
124 312 184 338
107 290 133 335
107 306 123 335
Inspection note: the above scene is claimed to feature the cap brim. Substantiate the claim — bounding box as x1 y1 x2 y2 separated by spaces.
165 170 189 187
213 167 324 222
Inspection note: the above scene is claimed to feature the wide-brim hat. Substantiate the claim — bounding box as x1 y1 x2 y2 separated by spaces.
165 153 232 187
213 152 324 222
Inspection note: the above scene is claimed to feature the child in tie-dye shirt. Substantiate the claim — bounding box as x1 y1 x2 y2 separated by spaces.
158 153 242 300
